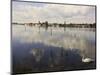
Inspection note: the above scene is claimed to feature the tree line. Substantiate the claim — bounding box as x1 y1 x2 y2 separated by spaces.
12 21 96 28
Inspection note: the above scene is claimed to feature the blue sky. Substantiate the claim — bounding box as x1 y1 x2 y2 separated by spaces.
12 1 95 23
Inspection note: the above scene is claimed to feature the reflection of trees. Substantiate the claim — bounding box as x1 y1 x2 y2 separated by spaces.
45 21 49 31
23 21 96 37
50 28 52 36
38 26 40 34
64 21 66 31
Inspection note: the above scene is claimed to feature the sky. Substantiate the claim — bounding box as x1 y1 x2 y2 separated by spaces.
12 1 96 24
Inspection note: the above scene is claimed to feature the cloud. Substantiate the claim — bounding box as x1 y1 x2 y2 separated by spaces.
12 1 95 23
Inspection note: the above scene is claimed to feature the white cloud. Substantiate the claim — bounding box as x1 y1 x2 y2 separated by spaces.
12 1 95 23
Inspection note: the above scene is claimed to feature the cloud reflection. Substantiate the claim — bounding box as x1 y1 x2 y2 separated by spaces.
12 25 95 59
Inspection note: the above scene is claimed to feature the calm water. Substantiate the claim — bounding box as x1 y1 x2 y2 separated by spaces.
12 24 96 74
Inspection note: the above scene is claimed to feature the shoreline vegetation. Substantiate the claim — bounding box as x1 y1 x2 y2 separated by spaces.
12 21 96 28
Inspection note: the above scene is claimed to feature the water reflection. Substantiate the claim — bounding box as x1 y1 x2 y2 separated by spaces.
12 25 96 74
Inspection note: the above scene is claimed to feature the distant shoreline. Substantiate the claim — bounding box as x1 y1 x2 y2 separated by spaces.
12 22 96 28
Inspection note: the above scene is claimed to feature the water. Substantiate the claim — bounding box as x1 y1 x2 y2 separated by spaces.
12 24 96 74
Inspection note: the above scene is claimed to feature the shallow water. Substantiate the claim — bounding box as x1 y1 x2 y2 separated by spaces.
12 24 96 74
